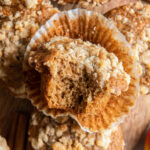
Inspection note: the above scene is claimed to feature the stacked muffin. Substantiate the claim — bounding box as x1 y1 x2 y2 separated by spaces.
23 1 140 149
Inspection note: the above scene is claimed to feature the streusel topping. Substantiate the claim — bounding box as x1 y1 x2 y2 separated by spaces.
28 36 130 110
106 1 150 94
29 111 118 150
0 0 58 97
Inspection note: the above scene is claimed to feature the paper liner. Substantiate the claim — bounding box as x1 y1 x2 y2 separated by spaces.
24 9 139 133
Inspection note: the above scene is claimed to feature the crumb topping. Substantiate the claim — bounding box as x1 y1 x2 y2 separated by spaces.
106 1 150 95
0 0 12 5
0 0 58 96
0 0 49 8
29 111 117 150
28 36 130 111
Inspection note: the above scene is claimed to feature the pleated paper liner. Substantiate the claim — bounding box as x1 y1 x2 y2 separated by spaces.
23 9 139 133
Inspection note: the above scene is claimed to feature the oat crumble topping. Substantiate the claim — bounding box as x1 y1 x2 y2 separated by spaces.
0 0 58 97
106 1 150 95
29 111 117 150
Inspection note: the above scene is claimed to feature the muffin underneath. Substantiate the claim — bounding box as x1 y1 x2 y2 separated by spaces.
106 1 150 95
28 111 124 150
0 136 10 150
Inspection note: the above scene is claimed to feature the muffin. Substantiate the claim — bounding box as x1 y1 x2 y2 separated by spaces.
0 0 58 98
23 9 139 132
106 0 150 95
28 111 124 150
28 36 130 111
0 136 10 150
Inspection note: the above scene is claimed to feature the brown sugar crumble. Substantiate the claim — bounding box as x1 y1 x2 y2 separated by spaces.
0 0 58 97
106 1 150 95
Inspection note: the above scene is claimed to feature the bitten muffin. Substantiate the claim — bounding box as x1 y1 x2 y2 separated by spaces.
106 1 150 95
0 0 58 98
28 111 124 150
28 36 130 111
0 136 10 150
